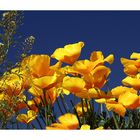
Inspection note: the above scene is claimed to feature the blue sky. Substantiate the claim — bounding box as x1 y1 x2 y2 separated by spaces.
21 11 140 89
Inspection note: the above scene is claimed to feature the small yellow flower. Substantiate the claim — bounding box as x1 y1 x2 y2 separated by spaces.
80 124 90 130
46 113 79 130
51 42 84 64
16 110 37 124
95 126 104 130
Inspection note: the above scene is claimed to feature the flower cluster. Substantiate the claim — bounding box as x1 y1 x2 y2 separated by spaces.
1 41 140 129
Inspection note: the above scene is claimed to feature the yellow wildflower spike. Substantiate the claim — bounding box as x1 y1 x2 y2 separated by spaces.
80 124 90 130
62 76 86 93
16 110 37 124
51 42 84 64
130 52 140 59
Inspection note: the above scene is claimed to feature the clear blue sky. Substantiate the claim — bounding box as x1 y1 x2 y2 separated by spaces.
21 11 140 89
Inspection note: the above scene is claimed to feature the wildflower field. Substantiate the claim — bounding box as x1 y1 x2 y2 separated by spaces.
1 11 140 130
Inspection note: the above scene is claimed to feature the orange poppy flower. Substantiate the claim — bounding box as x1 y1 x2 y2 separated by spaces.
51 42 84 64
46 113 79 130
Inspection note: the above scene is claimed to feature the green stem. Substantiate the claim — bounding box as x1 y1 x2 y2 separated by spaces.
81 98 86 124
43 89 49 126
70 100 81 127
60 94 69 113
112 112 119 129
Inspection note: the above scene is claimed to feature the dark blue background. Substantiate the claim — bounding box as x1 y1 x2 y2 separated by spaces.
22 11 140 89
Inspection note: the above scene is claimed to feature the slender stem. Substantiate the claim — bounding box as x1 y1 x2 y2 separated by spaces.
43 89 49 126
32 98 46 125
60 94 69 113
112 112 119 129
70 100 81 127
81 98 86 124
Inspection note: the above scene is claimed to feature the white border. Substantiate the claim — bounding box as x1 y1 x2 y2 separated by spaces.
0 130 139 140
1 0 140 10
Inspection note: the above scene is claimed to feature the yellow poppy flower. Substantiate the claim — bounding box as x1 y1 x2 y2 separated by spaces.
109 86 137 98
80 124 90 130
32 75 57 89
104 54 114 64
118 91 139 109
62 76 86 93
122 76 140 90
92 66 111 88
51 42 84 64
16 110 37 124
44 87 58 104
106 101 126 117
21 55 50 78
123 64 138 76
88 88 107 99
46 123 69 130
90 51 104 62
121 58 140 68
72 59 95 75
90 51 114 64
46 113 79 130
28 85 43 97
130 52 140 59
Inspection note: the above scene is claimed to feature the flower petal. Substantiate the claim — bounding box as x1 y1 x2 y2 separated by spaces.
58 113 79 129
51 42 84 64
